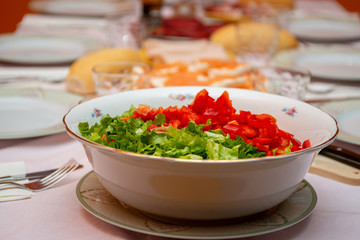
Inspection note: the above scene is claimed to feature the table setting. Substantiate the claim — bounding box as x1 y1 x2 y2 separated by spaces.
1 0 360 239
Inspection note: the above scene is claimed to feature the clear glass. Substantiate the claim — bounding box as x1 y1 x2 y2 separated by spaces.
234 1 292 66
253 65 311 100
105 0 145 49
92 61 150 96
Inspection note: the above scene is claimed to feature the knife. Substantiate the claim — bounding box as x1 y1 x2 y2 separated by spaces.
320 147 360 170
327 141 360 160
0 164 83 182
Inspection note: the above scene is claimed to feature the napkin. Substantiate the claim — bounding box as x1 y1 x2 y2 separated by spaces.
0 161 33 202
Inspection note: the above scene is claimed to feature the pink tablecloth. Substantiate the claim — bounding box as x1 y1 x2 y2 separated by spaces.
1 1 360 239
1 132 359 240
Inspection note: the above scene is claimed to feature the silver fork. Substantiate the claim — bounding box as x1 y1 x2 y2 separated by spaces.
0 159 80 192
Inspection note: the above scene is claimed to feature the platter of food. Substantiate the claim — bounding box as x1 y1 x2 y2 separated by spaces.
148 59 256 89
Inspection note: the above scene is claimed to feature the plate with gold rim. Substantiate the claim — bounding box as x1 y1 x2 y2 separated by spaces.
76 171 317 239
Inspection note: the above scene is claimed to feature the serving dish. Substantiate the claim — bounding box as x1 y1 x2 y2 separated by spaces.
64 87 338 221
77 171 317 239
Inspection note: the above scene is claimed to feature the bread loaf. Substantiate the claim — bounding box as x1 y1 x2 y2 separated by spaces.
210 21 298 55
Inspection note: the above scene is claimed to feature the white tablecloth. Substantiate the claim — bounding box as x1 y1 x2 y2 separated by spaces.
1 1 360 239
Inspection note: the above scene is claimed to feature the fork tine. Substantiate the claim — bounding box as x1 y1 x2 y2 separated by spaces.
41 163 79 186
38 161 80 190
40 159 77 183
42 160 78 184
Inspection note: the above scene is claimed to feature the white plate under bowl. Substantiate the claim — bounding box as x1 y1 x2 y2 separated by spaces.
0 87 82 139
319 99 360 146
77 171 317 239
275 45 360 81
0 34 104 65
29 0 133 17
288 17 360 42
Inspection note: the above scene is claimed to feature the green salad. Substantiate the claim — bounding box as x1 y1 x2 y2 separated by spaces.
78 89 310 160
78 106 265 160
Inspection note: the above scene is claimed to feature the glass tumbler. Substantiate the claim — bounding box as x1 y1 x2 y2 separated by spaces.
253 65 311 101
92 61 150 96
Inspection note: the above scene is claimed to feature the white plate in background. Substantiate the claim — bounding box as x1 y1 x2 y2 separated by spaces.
0 34 104 65
29 0 132 17
319 99 360 146
0 88 82 139
288 17 360 42
275 45 360 81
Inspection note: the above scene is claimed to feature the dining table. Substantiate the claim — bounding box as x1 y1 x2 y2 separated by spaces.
1 0 360 239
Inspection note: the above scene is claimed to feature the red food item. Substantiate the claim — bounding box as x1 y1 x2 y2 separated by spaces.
125 89 311 155
153 17 224 39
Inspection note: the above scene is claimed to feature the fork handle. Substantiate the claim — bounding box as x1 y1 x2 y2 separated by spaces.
0 176 28 182
0 181 28 191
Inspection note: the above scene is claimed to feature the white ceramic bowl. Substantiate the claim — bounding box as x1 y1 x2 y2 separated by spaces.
64 87 338 221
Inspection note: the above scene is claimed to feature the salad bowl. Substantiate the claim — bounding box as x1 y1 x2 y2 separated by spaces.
64 87 338 221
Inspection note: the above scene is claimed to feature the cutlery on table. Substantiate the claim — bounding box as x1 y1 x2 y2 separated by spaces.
0 163 83 183
0 158 80 192
0 75 65 84
320 140 360 170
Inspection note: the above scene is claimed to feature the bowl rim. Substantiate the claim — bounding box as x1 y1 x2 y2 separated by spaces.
63 87 339 164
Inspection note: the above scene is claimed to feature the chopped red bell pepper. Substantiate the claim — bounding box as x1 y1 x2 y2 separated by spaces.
128 89 310 155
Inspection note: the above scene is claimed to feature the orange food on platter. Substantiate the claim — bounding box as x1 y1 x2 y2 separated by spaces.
149 58 261 89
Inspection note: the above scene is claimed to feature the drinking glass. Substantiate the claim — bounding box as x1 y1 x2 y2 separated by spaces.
92 61 150 96
105 0 145 49
235 1 292 66
253 65 311 100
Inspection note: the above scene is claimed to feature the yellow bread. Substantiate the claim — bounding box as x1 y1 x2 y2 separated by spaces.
65 48 145 95
210 21 298 54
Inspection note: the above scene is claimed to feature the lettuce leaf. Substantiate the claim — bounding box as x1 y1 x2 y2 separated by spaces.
78 113 265 160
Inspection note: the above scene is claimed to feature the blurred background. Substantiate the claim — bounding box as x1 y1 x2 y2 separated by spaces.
0 0 359 34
